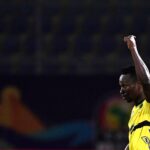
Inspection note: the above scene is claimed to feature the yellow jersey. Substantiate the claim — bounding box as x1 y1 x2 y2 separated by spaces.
129 100 150 150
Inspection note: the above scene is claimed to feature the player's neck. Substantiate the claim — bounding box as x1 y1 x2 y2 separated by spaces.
134 95 145 106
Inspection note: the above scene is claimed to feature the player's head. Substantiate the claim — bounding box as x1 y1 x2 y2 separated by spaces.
119 66 143 103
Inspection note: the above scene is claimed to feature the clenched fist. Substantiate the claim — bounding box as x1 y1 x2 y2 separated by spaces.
124 35 137 50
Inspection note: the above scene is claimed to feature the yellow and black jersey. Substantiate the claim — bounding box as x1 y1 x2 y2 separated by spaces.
129 100 150 150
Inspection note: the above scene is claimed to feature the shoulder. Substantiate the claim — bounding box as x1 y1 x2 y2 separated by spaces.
142 100 150 109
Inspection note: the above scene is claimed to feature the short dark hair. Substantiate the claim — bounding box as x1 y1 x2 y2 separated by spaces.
121 66 137 81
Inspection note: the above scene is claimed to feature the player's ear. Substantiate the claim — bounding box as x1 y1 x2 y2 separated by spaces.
136 81 144 91
136 81 142 88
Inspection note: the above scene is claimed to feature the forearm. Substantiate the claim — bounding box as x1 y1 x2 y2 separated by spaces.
130 47 150 84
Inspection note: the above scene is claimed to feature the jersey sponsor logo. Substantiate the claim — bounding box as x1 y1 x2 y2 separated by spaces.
141 136 150 150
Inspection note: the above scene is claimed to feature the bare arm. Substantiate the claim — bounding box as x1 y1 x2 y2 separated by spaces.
124 35 150 101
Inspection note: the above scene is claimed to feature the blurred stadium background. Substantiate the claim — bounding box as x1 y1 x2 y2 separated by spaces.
0 0 149 149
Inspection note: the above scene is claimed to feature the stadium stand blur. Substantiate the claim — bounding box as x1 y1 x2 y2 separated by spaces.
0 0 150 75
1 0 150 149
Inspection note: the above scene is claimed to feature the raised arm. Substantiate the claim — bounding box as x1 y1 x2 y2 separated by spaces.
124 35 150 101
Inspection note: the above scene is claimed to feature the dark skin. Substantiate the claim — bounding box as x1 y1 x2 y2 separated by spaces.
119 74 145 105
124 35 150 102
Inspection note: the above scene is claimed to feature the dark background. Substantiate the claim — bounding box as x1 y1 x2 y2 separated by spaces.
0 0 149 149
0 74 118 125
